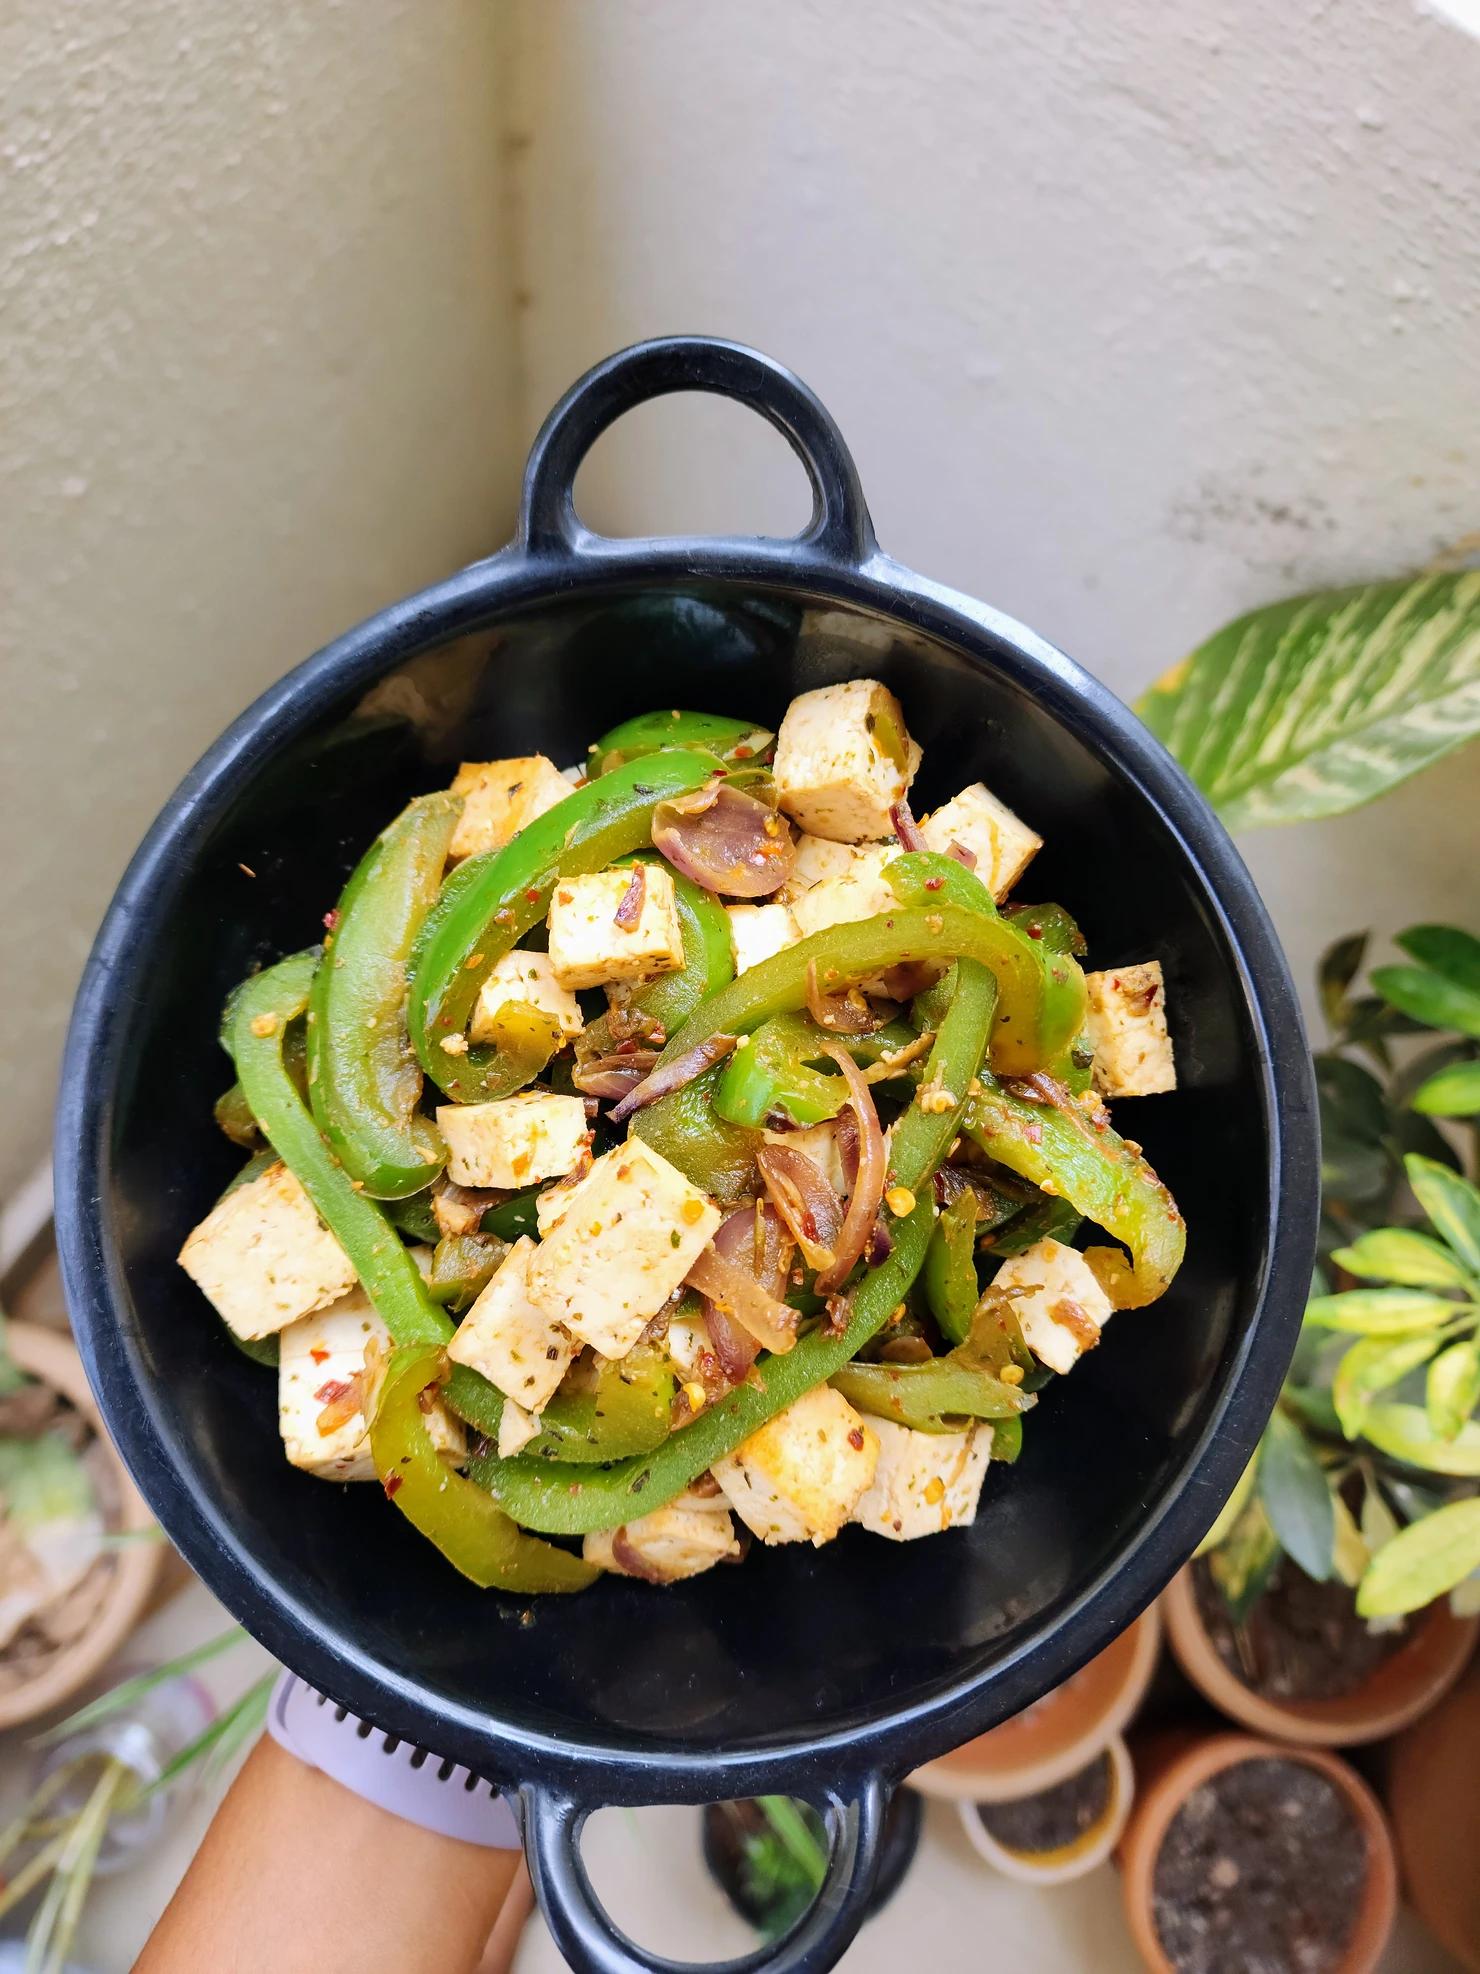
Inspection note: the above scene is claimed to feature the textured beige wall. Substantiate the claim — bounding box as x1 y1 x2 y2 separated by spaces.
1 2 520 1197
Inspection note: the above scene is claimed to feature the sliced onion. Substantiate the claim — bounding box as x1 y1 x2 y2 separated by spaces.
611 1527 669 1584
701 1297 759 1385
608 1033 739 1123
814 1044 887 1294
756 1143 843 1272
803 958 893 1036
687 1242 799 1355
835 1103 860 1190
946 838 978 871
889 797 927 853
572 1049 659 1101
714 1200 794 1300
866 1218 893 1267
613 863 646 929
653 783 795 899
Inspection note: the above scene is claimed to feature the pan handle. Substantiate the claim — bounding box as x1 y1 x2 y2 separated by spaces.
517 335 876 568
519 1774 889 1974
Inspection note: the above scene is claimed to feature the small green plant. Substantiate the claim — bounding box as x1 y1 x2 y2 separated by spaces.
716 1795 829 1939
1200 925 1480 1623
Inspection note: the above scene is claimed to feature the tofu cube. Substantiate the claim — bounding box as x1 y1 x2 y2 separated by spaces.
850 1419 992 1540
497 1396 541 1457
279 1289 464 1481
546 866 685 991
534 1159 597 1238
437 1092 588 1189
713 1386 878 1545
773 680 922 842
448 756 571 861
761 1119 848 1195
470 950 584 1047
787 833 861 897
1084 961 1176 1097
179 1162 357 1341
527 1140 721 1359
789 844 899 940
920 783 1042 901
447 1237 578 1410
727 902 801 975
991 1237 1113 1375
583 1489 742 1581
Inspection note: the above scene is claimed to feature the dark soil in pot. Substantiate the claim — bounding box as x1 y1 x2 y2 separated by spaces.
702 1788 922 1939
975 1749 1112 1855
1191 1556 1407 1703
1152 1756 1366 1973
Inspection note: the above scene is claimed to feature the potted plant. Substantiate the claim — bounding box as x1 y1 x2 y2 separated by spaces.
0 1311 163 1731
1386 1657 1480 1971
1166 924 1480 1743
701 1790 922 1938
955 1731 1135 1886
1119 1731 1398 1974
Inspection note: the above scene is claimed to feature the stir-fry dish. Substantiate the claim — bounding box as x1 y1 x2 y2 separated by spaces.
179 681 1185 1592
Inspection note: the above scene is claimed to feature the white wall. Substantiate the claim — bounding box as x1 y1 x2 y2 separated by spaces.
0 2 520 1198
509 0 1480 1020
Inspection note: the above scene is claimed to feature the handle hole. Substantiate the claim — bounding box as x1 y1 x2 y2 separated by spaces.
571 394 815 543
567 1805 758 1963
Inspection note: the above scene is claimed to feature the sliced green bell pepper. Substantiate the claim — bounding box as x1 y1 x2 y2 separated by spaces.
479 1188 544 1242
410 750 724 1103
214 1020 308 1149
830 1358 1032 1433
923 1189 980 1345
1002 901 1087 956
632 1066 763 1206
587 710 771 779
428 1233 509 1313
713 1013 919 1130
308 793 461 1198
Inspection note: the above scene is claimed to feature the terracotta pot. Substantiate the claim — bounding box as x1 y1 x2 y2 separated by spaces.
0 1321 164 1730
1386 1659 1480 1972
1163 1563 1477 1746
956 1730 1133 1886
1119 1731 1397 1974
909 1604 1160 1803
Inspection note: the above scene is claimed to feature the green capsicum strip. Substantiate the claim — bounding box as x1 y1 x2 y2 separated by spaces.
308 792 461 1198
410 749 725 1102
427 1233 510 1313
442 1344 677 1465
470 952 995 1533
587 709 771 779
964 1072 1184 1308
922 1188 980 1346
632 1066 765 1206
371 1347 596 1593
830 1359 1033 1433
230 954 592 1589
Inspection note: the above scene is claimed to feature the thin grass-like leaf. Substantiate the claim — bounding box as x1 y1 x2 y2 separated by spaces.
36 1629 247 1745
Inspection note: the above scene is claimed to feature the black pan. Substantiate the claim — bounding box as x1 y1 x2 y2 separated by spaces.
55 336 1317 1974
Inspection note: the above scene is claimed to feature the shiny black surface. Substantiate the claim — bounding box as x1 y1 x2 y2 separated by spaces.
56 341 1317 1817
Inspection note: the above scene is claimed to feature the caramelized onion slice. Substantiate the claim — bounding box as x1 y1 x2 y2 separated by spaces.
814 1044 887 1294
804 959 894 1035
889 797 927 853
653 783 796 899
687 1244 799 1356
756 1143 843 1273
607 1033 739 1124
572 1049 659 1101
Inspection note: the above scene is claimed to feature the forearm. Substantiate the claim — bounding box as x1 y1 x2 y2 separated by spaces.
138 1736 522 1974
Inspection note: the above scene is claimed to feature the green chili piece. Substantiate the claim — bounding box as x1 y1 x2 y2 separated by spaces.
923 1189 980 1345
371 1347 596 1593
587 710 771 779
308 793 461 1198
410 750 724 1102
830 1358 1032 1433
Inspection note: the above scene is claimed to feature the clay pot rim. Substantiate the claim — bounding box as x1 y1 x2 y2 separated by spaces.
956 1730 1133 1887
909 1604 1162 1802
0 1321 164 1731
1120 1733 1397 1974
1163 1561 1479 1747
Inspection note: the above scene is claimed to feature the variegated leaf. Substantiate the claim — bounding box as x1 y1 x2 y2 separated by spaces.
1138 571 1480 828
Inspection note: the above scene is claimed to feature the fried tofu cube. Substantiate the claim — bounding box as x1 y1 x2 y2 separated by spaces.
527 1140 721 1359
179 1162 357 1342
446 1237 578 1410
497 1396 541 1457
761 1119 848 1195
727 902 801 975
546 866 685 992
713 1386 878 1546
279 1289 464 1481
850 1419 992 1540
1084 961 1176 1097
991 1237 1113 1376
447 756 571 861
470 950 584 1047
920 783 1041 901
437 1092 588 1190
773 680 921 842
787 833 861 896
582 1489 743 1581
789 844 899 940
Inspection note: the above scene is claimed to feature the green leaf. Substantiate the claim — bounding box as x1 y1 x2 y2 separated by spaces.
1360 1474 1400 1553
1207 1494 1282 1622
1357 1497 1480 1617
1362 1403 1480 1476
1318 931 1369 1036
1427 1342 1480 1442
1282 1384 1342 1436
1413 1058 1480 1118
1371 965 1480 1041
1396 925 1480 995
1334 1334 1444 1439
1330 1490 1369 1587
1406 1154 1480 1275
1193 1454 1259 1559
1136 571 1480 828
1305 1288 1464 1335
1391 1039 1479 1108
1331 1229 1476 1291
1258 1411 1335 1580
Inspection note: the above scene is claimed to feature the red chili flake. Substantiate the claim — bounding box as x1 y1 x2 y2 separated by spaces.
382 1474 403 1499
314 1378 354 1405
1026 924 1043 940
1022 1119 1044 1144
923 875 944 892
614 863 646 930
524 888 542 903
733 744 753 759
309 1347 330 1365
322 909 340 933
847 1427 865 1450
